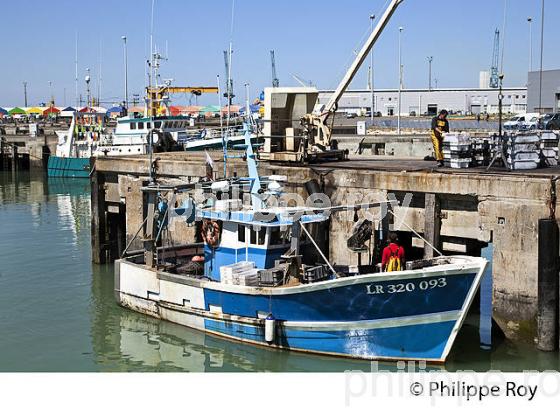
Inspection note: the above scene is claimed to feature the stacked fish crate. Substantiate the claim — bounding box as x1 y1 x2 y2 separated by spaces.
442 133 472 168
471 137 491 167
220 261 259 286
505 133 541 170
540 131 559 167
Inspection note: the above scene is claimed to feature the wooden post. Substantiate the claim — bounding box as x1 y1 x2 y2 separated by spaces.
537 218 559 351
91 171 107 264
424 193 442 259
11 145 18 171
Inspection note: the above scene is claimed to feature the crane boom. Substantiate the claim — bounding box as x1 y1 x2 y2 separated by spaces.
322 0 404 116
299 0 404 153
489 29 500 89
271 50 280 87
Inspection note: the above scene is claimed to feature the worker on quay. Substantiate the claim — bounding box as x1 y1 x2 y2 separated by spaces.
431 109 449 167
381 232 405 272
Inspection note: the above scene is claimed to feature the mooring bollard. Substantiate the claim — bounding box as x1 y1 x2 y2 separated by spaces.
537 218 559 351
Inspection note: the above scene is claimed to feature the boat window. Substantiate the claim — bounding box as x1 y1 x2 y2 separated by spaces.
249 227 266 245
154 121 162 128
270 228 284 246
238 225 246 243
130 122 136 130
147 122 152 129
138 122 144 130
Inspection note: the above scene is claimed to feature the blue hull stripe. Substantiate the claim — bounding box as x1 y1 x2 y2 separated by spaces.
203 272 476 322
203 316 455 360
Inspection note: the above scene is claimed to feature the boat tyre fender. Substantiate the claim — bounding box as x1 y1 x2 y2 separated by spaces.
203 219 221 248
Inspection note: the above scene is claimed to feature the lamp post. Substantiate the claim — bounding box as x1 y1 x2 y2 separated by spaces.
85 68 91 108
122 36 129 110
538 0 545 114
23 82 28 107
397 27 403 136
370 14 376 122
428 56 433 91
527 17 533 73
48 81 53 106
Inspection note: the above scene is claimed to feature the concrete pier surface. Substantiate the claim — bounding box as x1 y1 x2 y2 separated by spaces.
91 152 560 346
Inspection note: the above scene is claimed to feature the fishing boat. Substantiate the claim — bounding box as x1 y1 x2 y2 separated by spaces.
48 111 257 177
48 112 105 178
115 123 487 363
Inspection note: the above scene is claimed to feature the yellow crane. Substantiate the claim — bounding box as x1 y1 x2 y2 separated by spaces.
146 86 219 117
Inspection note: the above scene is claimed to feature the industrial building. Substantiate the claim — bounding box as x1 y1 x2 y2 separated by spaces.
318 86 528 116
527 69 560 113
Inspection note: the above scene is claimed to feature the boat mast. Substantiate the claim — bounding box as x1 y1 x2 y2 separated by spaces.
75 32 79 107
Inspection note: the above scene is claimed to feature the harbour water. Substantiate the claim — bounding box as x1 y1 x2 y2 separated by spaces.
1 171 559 372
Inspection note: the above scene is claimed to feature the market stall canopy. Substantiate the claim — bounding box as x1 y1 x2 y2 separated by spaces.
8 107 26 115
220 105 241 114
26 107 44 115
183 106 202 115
169 105 186 116
200 105 221 114
43 107 61 115
61 106 77 112
91 106 107 114
106 106 124 114
0 107 8 115
128 106 144 114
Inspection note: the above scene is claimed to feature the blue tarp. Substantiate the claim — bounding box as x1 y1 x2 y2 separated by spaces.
107 106 125 114
0 107 8 115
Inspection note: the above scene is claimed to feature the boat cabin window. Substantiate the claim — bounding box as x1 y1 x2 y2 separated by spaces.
154 121 162 129
130 122 137 130
146 122 152 129
270 227 285 246
250 228 266 246
138 122 144 130
238 225 246 243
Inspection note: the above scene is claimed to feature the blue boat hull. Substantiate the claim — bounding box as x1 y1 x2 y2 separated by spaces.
47 156 91 178
116 257 487 362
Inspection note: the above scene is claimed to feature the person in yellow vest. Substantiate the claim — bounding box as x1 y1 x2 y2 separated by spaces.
430 109 449 167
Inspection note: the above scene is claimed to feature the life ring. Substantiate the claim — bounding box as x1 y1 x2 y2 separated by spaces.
202 219 221 248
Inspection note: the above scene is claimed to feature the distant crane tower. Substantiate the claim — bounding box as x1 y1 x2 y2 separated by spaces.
490 29 500 88
223 50 235 105
270 50 280 87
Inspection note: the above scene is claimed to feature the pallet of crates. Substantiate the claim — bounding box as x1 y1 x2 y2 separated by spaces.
505 133 540 170
220 261 257 285
442 133 472 168
540 131 559 167
471 136 491 167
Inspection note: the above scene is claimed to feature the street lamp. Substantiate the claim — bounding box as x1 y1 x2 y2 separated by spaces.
85 68 91 107
397 26 403 136
48 81 53 106
369 14 376 122
122 36 129 110
527 17 533 73
427 56 433 91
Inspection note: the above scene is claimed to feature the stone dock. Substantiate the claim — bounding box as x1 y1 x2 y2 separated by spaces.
91 151 560 346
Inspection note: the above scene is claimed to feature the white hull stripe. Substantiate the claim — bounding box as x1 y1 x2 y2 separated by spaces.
283 310 462 331
153 298 462 333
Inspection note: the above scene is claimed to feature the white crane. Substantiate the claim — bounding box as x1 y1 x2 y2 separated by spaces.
301 0 404 152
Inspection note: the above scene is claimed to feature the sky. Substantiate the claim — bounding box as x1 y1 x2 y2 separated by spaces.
0 0 558 107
